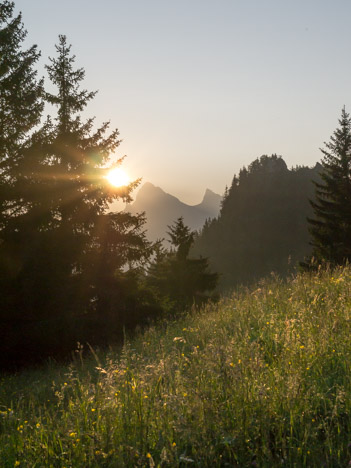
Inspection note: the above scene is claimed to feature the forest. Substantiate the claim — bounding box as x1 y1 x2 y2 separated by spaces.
2 0 351 371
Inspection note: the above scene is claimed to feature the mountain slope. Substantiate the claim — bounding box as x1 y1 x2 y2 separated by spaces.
193 155 321 288
125 182 222 241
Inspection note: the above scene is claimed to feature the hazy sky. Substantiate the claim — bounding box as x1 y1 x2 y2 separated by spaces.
13 0 351 204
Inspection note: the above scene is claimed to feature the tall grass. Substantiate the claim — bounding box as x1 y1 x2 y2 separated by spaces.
1 266 351 467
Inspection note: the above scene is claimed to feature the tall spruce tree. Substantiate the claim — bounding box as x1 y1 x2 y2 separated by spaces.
0 1 45 315
30 34 148 317
308 108 351 265
0 1 44 230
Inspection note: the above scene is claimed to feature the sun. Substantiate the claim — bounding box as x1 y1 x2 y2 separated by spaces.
106 168 130 187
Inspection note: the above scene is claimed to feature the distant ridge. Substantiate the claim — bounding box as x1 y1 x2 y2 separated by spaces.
124 182 222 241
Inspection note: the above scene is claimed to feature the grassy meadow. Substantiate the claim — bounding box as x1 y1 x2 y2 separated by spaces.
2 266 351 467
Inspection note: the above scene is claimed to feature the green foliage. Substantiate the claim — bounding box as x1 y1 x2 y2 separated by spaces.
2 267 351 466
307 108 351 265
193 154 320 289
147 217 218 311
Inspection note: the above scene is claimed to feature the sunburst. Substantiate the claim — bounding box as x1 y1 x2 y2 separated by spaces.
106 168 130 187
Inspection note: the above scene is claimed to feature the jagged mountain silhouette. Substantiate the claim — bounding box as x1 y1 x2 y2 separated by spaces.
125 182 222 241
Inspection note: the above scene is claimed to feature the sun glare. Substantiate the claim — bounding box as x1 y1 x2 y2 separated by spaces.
106 168 130 187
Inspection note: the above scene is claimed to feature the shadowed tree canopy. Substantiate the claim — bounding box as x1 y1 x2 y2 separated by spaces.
2 34 148 318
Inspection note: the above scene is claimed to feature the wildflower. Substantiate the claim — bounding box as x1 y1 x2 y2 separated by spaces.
238 359 241 364
91 408 96 412
144 395 148 399
95 450 101 455
230 362 234 367
64 382 67 386
183 392 188 397
172 442 176 447
173 337 186 343
14 462 20 467
300 345 305 349
36 423 41 428
146 453 152 458
69 432 77 438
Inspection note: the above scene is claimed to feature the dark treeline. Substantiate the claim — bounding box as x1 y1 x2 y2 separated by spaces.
0 3 217 369
194 106 351 290
192 155 321 289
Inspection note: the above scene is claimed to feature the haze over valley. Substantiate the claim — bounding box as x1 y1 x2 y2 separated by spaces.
122 182 222 241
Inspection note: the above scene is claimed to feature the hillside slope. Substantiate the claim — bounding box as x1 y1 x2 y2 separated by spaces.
2 266 351 466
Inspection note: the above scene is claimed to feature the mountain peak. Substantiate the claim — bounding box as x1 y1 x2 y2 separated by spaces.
196 188 222 212
125 182 222 241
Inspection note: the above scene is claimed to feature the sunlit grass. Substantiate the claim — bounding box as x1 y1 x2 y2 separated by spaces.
2 266 351 466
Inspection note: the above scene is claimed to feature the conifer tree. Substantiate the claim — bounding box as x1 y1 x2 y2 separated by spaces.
0 1 44 230
308 108 351 265
2 34 149 322
147 217 218 311
0 1 45 319
32 34 148 317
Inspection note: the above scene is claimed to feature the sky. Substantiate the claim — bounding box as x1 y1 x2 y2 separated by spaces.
13 0 351 204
